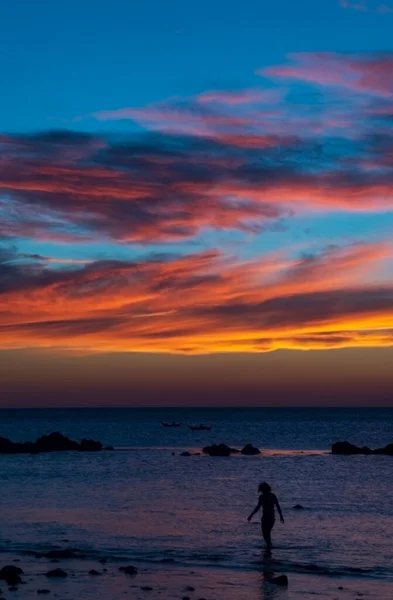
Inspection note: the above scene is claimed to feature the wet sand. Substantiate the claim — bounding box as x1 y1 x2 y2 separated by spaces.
1 551 391 600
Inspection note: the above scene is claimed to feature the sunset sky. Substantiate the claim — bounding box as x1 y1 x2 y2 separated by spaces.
1 0 393 406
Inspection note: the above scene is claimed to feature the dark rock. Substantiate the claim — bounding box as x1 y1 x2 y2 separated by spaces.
182 597 191 600
8 586 18 591
88 570 101 576
184 586 195 591
61 539 70 543
35 433 80 452
240 444 260 455
104 446 114 451
37 591 51 595
202 443 238 456
331 441 373 455
266 574 288 586
99 558 107 564
80 438 103 451
373 443 393 455
293 504 305 510
119 566 138 575
45 569 68 578
0 565 23 585
140 586 153 591
180 452 192 457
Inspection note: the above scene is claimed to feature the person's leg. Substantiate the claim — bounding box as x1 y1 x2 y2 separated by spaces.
262 519 275 547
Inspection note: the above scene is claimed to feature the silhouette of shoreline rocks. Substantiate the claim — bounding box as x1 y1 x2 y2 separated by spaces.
332 441 393 455
202 443 260 456
0 432 104 454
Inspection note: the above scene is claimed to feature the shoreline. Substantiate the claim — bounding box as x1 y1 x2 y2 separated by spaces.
1 549 392 600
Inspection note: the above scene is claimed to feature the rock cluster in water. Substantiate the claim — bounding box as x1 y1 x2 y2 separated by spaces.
0 432 103 454
202 443 260 456
331 441 393 455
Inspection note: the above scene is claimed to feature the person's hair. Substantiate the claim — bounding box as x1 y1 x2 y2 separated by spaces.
258 481 272 494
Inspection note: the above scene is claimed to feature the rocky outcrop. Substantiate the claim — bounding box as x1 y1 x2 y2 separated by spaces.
332 441 393 455
202 443 239 456
331 441 372 455
0 565 23 585
240 444 260 455
0 432 104 454
373 443 393 455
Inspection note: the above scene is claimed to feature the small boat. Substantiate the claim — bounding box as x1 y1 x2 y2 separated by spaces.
187 424 212 431
161 421 182 427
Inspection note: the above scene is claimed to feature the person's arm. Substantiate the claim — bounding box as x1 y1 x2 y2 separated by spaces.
274 495 284 523
247 497 262 521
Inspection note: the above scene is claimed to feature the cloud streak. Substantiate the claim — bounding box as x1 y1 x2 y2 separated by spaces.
0 242 392 353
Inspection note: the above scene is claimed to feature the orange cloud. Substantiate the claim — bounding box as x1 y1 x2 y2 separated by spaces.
0 242 392 354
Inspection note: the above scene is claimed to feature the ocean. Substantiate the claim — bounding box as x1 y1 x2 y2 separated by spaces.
1 407 392 599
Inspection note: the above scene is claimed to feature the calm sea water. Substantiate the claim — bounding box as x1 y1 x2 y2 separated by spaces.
1 408 392 582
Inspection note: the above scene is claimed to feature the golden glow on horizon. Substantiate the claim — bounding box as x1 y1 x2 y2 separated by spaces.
0 241 393 355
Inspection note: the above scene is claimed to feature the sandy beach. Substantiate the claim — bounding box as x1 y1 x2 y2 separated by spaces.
1 548 392 600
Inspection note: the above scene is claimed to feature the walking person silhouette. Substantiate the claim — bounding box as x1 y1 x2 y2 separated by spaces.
247 482 284 549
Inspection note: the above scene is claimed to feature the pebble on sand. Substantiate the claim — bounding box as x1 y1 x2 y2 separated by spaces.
119 566 138 575
45 569 68 578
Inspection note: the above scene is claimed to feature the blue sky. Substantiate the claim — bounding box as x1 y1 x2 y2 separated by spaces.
1 0 393 133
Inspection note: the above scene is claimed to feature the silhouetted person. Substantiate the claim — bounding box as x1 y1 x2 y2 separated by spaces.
247 482 284 548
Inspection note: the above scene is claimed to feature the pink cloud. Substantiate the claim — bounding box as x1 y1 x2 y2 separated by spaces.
261 52 393 97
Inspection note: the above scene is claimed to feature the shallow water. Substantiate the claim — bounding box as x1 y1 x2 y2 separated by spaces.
1 407 392 587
